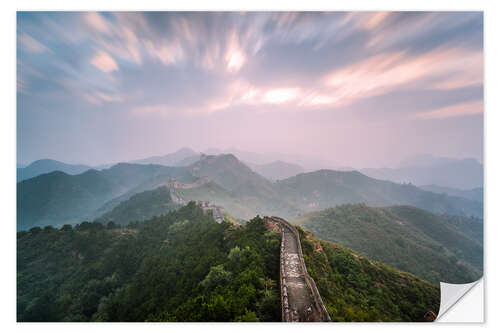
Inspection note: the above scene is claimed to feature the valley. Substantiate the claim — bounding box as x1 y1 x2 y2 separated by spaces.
17 152 483 231
16 150 483 321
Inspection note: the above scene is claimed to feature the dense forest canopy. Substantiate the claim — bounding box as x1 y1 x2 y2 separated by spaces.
96 186 181 225
295 204 483 284
17 203 281 322
18 202 444 322
298 227 440 321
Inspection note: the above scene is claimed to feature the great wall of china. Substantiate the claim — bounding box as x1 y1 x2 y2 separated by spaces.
165 177 225 223
165 175 331 321
264 216 331 322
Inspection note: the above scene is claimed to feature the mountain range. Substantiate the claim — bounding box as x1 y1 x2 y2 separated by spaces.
17 159 92 182
20 150 483 190
16 151 483 321
419 185 483 203
18 152 483 231
275 169 483 218
244 160 305 181
202 148 338 171
361 156 483 190
129 147 200 166
17 163 195 230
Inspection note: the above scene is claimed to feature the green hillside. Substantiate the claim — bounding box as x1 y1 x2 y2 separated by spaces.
17 203 442 322
420 185 483 203
190 154 274 196
17 170 121 230
177 182 257 219
188 154 300 218
17 163 195 230
18 154 483 230
294 204 483 284
276 170 483 218
17 203 282 322
298 227 440 321
17 159 91 181
96 186 181 225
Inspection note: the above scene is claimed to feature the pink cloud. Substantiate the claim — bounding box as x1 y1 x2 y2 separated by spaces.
362 12 390 29
225 31 246 72
323 46 482 106
272 12 301 28
83 91 121 105
144 40 184 65
84 12 111 35
130 78 339 115
82 13 143 65
131 42 482 116
262 88 300 104
91 51 119 72
414 101 483 119
341 12 391 31
19 33 47 53
131 104 205 116
131 104 168 115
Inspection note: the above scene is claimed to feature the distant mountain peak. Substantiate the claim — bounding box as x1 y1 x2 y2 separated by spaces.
199 153 240 163
28 158 59 166
305 168 365 177
398 154 481 169
175 147 197 154
362 156 483 189
130 147 200 166
17 159 92 182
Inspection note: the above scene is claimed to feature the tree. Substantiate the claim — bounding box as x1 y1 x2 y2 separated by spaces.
200 265 232 291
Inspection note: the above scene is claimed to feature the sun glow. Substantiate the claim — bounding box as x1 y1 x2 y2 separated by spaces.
262 88 300 104
226 50 246 72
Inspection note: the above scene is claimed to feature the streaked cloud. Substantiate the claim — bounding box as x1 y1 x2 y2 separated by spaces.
323 46 482 107
83 91 122 105
144 40 184 65
262 88 300 104
84 12 112 35
19 33 48 53
343 12 391 30
414 100 483 119
91 51 119 72
17 12 484 167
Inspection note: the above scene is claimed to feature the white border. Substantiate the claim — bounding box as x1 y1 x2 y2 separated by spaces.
2 1 498 332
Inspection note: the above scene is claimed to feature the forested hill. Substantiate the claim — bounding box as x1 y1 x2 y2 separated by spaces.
298 227 440 321
96 186 181 225
294 204 483 284
18 203 440 322
17 163 195 230
18 154 482 230
17 203 282 322
275 169 483 218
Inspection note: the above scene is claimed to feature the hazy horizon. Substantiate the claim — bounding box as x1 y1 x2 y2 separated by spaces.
17 145 484 171
17 12 483 169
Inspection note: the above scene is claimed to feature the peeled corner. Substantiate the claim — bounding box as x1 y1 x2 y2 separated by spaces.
436 277 484 322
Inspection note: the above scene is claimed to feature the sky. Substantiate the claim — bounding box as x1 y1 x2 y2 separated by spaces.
17 12 483 168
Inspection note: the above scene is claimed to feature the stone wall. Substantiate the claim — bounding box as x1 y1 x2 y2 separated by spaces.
266 216 331 322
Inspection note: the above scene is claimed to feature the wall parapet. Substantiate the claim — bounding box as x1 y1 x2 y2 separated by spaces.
266 216 331 322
